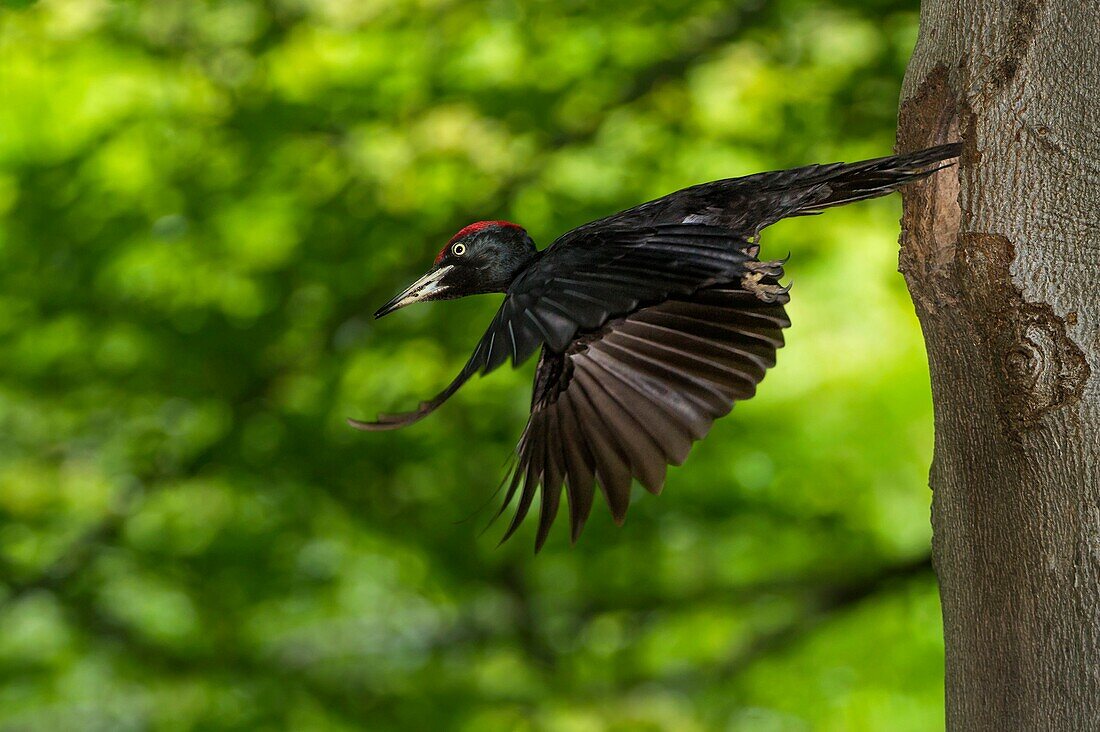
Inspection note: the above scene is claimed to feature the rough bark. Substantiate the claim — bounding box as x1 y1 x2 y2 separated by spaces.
897 2 1100 729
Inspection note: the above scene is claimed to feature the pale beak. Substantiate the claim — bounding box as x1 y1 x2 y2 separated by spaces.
374 265 454 319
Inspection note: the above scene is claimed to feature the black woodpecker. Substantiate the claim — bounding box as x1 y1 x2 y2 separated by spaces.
354 143 961 550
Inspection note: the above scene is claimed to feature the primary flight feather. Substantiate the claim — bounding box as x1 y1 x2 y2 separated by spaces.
352 144 961 550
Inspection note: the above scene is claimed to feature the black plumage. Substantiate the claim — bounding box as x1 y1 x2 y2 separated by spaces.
353 143 961 549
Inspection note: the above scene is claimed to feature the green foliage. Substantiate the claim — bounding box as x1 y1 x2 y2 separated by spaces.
0 0 942 729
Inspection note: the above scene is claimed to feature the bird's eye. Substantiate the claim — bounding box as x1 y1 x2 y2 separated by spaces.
451 242 467 256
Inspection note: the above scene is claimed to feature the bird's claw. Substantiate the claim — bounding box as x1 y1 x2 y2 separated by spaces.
744 258 787 278
741 262 792 303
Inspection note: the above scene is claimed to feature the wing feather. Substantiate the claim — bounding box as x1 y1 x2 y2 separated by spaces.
556 393 597 542
499 277 790 548
570 370 633 524
536 414 566 551
576 361 667 494
582 350 694 464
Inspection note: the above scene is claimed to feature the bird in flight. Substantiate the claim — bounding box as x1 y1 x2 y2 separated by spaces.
352 144 961 550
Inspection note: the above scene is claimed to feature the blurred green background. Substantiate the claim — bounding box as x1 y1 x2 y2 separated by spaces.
0 0 942 729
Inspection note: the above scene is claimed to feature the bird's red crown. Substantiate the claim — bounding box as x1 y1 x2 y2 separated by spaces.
435 220 523 264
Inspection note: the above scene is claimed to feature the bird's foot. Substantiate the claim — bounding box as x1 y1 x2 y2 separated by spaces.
742 260 791 303
744 256 788 278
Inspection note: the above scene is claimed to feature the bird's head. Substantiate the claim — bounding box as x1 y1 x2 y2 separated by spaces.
374 221 537 318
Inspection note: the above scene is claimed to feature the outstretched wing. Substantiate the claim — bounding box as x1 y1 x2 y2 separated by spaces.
496 270 790 550
349 224 756 430
559 143 963 237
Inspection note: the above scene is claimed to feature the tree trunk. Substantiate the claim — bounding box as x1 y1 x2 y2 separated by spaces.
897 2 1100 729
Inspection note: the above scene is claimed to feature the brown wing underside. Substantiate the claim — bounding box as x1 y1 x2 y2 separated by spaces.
497 273 791 550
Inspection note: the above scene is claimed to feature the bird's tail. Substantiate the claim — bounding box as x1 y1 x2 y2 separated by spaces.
788 143 961 216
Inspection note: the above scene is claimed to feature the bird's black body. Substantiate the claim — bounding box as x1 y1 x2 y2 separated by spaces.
354 144 961 550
